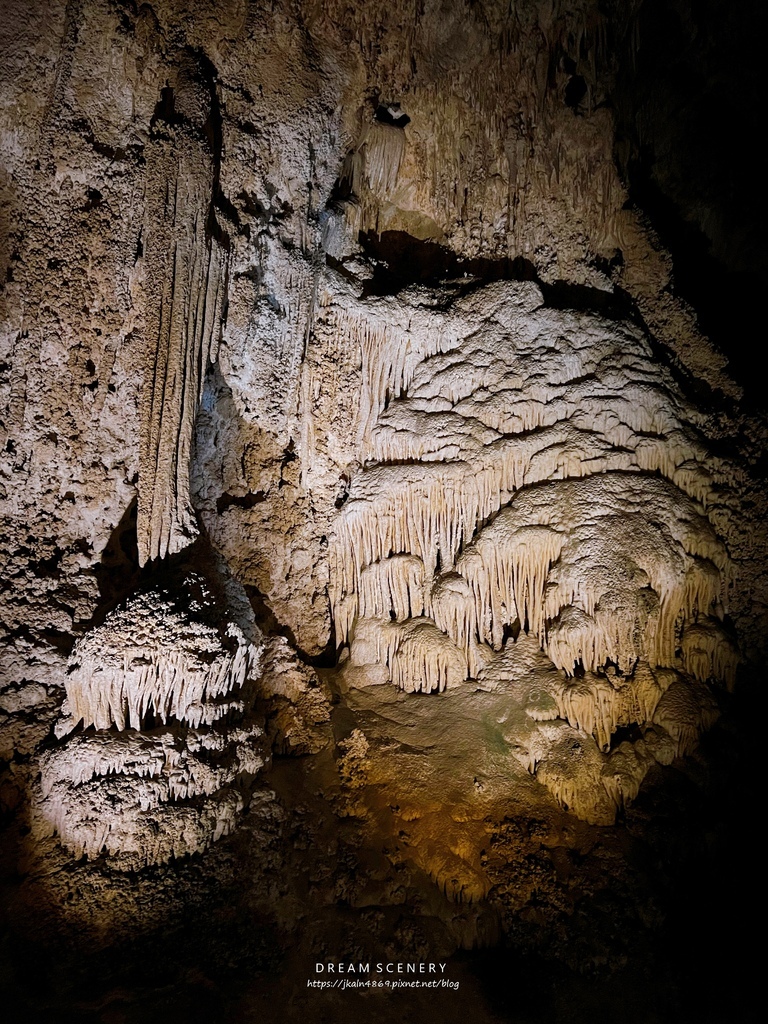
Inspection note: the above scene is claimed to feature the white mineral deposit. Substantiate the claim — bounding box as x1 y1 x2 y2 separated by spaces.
0 1 762 1020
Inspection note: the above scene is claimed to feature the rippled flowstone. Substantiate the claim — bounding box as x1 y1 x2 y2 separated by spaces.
328 282 737 823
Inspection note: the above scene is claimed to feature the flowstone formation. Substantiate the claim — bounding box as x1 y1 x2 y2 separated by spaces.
0 2 766 1016
327 278 737 822
33 562 268 868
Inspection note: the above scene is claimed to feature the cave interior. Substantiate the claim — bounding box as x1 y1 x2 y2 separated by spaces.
0 1 766 1022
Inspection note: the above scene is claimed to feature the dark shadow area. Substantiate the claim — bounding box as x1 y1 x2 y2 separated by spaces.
612 0 766 409
216 490 267 514
357 229 539 298
373 103 410 128
89 498 142 629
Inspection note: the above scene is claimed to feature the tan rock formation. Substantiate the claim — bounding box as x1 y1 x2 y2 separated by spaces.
31 559 267 867
138 53 229 564
0 0 765 965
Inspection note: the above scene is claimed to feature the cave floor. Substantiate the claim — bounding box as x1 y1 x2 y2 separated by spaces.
0 664 762 1024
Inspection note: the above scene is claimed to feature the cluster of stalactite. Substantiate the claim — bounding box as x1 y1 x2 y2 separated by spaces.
35 721 266 868
36 565 267 867
138 54 229 565
329 280 737 821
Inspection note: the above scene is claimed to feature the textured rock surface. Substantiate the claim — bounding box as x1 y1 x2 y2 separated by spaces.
0 0 765 1020
62 567 261 732
31 558 268 866
35 718 267 868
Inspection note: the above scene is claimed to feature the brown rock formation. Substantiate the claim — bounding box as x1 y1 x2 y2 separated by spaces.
0 1 764 1021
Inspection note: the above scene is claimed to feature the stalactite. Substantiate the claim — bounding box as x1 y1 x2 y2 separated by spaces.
330 460 507 626
40 725 265 805
360 121 406 194
600 739 655 810
504 475 726 675
138 57 229 565
544 664 666 753
386 618 467 693
35 563 268 867
324 272 736 828
652 677 720 757
64 576 259 733
329 280 732 654
509 665 717 824
459 521 564 646
358 555 426 623
531 722 618 825
36 780 247 868
36 569 270 872
681 620 739 691
349 615 466 693
35 712 267 869
326 262 736 787
330 303 459 454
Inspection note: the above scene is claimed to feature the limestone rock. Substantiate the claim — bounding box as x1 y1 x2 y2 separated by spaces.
256 636 333 755
0 0 764 950
33 562 268 866
34 720 267 869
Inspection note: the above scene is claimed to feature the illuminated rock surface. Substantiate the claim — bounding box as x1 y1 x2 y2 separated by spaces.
0 0 765 1021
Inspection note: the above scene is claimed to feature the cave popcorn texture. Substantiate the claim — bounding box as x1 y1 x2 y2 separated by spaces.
62 575 259 733
0 0 756 887
34 569 268 868
329 281 735 822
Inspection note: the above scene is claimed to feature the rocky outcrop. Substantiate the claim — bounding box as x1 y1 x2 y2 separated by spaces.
0 7 764 1013
31 559 268 867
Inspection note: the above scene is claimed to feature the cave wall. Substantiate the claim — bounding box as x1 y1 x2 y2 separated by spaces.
0 1 766 1019
2 0 764 651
